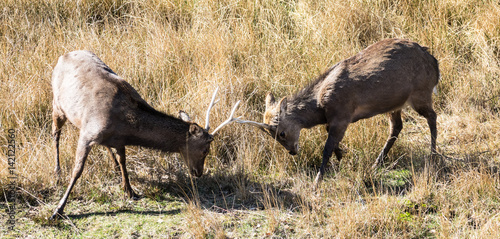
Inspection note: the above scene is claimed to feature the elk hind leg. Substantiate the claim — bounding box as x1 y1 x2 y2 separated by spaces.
418 108 437 155
373 110 403 169
413 105 437 155
411 95 438 167
52 109 66 179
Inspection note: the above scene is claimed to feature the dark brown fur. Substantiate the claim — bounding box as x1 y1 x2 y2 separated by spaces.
262 39 439 187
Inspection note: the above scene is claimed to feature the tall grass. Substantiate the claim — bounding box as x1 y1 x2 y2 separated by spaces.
1 0 499 237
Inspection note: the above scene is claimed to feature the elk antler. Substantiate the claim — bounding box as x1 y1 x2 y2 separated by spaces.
205 88 275 135
205 87 220 131
234 119 274 131
234 119 276 137
211 100 242 135
211 101 277 135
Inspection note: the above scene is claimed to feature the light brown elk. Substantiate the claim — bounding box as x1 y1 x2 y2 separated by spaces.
50 50 240 219
240 39 439 188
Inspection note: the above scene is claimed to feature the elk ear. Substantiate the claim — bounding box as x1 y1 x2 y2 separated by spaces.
265 92 276 109
179 110 192 122
278 97 287 114
189 124 203 137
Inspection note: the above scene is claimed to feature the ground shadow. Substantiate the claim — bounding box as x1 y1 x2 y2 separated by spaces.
67 208 182 219
28 149 500 222
133 169 302 214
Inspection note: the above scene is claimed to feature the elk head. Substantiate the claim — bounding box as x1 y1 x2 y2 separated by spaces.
177 115 213 177
179 87 242 177
234 92 300 155
262 93 301 155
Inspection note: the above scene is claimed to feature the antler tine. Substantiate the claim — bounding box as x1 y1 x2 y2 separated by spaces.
234 119 275 137
205 86 219 130
211 100 241 135
234 119 274 130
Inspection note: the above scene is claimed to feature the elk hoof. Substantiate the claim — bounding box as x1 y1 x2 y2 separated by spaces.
129 192 141 200
49 212 62 221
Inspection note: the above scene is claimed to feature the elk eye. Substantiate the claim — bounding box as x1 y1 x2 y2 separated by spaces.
279 131 285 138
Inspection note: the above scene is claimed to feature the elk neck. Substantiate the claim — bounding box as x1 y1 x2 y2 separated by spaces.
123 103 191 153
286 81 328 129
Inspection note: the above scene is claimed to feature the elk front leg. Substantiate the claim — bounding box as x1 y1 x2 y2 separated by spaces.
115 147 138 199
50 137 91 220
373 110 403 169
314 121 348 189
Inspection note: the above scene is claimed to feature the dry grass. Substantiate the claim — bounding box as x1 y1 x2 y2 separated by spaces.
1 0 500 237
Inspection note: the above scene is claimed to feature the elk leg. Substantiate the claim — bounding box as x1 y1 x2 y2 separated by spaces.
314 121 348 189
415 107 437 153
115 147 138 199
105 147 120 171
423 110 437 155
50 137 91 220
373 110 403 168
52 110 66 180
411 96 438 168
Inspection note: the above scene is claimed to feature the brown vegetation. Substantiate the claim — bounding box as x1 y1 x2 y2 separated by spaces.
1 0 499 237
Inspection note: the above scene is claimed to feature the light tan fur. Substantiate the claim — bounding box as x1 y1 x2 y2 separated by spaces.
50 50 217 219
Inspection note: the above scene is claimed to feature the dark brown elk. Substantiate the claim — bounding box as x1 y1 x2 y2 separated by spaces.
239 39 439 188
50 50 240 219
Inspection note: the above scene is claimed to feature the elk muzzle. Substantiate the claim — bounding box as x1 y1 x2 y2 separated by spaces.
190 168 203 178
288 143 299 155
